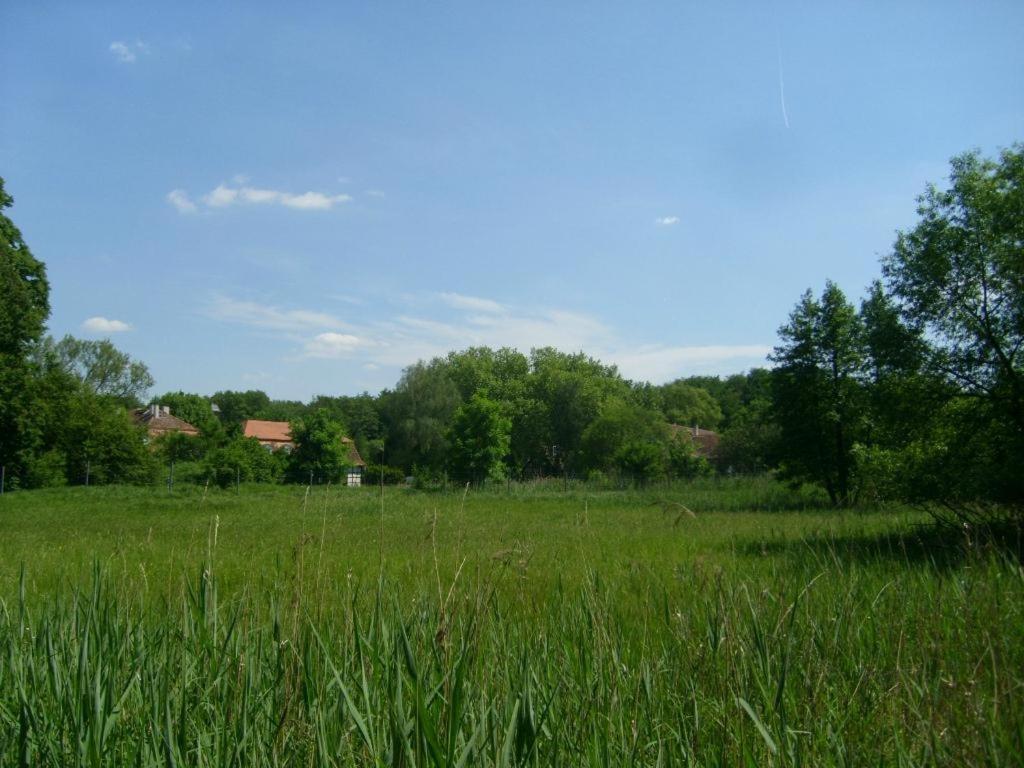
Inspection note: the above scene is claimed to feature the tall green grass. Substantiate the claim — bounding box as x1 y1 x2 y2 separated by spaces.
1 481 1021 764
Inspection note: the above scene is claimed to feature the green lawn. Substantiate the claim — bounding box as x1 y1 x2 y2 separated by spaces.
1 480 1021 765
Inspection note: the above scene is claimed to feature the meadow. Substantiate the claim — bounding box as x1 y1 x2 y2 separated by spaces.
1 478 1021 765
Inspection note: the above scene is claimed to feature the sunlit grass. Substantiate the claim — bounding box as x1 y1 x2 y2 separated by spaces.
1 480 1021 764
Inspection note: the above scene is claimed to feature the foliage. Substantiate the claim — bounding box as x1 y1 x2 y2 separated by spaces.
363 462 407 485
580 399 668 474
771 282 867 505
202 437 284 487
379 361 461 474
153 430 203 464
0 178 49 487
881 145 1024 508
287 410 349 483
446 394 511 484
613 439 665 483
58 395 157 485
527 348 631 475
657 380 723 429
0 177 49 358
209 389 272 432
39 335 153 406
666 433 712 479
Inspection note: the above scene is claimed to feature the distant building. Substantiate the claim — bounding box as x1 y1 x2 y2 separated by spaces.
242 419 295 451
241 419 367 485
668 423 721 461
133 405 201 440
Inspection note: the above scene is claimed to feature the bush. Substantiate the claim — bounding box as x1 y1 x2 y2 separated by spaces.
363 463 406 485
202 437 284 488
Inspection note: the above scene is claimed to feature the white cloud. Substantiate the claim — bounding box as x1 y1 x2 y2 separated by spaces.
166 189 197 214
365 190 386 198
608 345 772 383
207 295 348 332
109 40 148 63
184 182 351 212
304 333 371 359
281 191 352 210
82 316 132 334
655 216 680 226
202 184 240 207
438 292 506 314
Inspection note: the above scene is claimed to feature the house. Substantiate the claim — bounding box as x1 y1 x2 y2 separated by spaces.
241 419 367 485
669 423 721 461
242 419 295 451
133 404 201 440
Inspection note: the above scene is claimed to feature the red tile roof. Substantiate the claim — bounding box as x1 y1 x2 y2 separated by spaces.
242 419 293 443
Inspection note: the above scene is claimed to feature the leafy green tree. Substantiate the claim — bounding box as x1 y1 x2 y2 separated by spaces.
154 430 203 465
60 395 156 485
883 146 1024 433
378 361 461 475
39 335 154 406
447 394 511 484
666 433 712 479
614 441 666 484
0 178 49 486
528 348 631 475
771 282 867 505
877 146 1024 508
308 393 383 459
657 380 722 430
580 399 668 474
288 410 348 483
210 390 272 432
260 399 308 422
203 437 283 488
0 178 48 358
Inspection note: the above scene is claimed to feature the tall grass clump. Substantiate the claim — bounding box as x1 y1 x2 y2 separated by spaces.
2 539 1022 766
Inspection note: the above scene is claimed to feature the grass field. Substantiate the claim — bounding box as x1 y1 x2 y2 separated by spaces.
1 479 1022 765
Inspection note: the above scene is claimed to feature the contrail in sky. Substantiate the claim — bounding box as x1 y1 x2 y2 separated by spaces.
776 28 790 129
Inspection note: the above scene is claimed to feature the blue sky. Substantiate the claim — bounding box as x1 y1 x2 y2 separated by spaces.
2 1 1021 400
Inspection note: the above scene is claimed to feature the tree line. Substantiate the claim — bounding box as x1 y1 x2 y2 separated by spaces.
1 145 1020 517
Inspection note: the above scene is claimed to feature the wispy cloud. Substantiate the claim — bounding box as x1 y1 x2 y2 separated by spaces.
207 295 348 332
655 216 680 226
365 190 386 198
438 292 506 314
109 40 148 63
82 316 132 334
166 189 197 214
167 181 353 214
608 344 772 383
205 292 770 382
